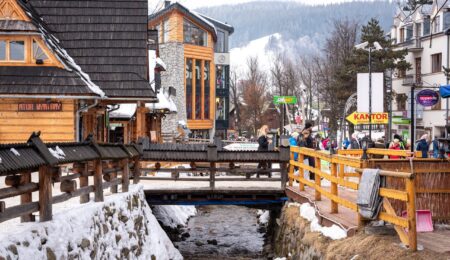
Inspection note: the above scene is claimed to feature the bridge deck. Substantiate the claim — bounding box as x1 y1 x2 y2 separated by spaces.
287 185 450 255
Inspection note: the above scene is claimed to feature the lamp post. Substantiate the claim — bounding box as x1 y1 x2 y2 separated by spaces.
445 28 450 138
355 41 383 141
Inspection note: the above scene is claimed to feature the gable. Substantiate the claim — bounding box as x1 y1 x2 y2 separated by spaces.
0 0 29 21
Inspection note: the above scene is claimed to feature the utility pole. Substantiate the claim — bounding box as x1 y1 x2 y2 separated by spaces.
410 83 416 153
369 47 372 141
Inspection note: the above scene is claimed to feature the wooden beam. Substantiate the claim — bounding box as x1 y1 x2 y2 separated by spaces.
39 165 53 222
94 160 104 202
0 183 39 200
79 163 89 204
133 157 141 184
330 162 338 214
122 159 130 192
20 172 33 222
406 178 417 251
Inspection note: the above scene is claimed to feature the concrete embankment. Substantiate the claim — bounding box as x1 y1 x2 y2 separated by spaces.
273 204 445 260
0 185 181 260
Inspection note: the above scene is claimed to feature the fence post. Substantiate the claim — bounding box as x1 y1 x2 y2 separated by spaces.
298 153 305 191
280 162 287 190
406 177 417 251
110 161 118 194
20 171 33 222
78 163 89 203
210 162 216 189
38 165 53 222
207 144 218 189
331 162 338 213
133 157 140 184
122 159 130 192
288 150 294 187
315 157 321 201
339 163 345 179
94 160 104 202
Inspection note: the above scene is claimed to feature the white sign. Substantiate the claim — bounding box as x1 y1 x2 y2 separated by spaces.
357 73 384 113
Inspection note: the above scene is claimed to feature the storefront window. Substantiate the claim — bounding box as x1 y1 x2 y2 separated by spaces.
10 41 24 60
184 19 207 46
216 65 229 89
216 97 227 120
204 61 210 119
186 58 193 119
0 41 5 60
195 60 202 119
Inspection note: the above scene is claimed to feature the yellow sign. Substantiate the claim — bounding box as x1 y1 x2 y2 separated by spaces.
346 112 389 125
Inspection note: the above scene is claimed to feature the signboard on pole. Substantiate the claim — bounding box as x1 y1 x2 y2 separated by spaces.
357 73 384 113
416 89 439 107
273 96 297 105
346 112 389 125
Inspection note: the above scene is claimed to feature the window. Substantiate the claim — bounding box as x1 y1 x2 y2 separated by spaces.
156 24 161 44
396 94 407 110
406 25 413 41
163 19 170 43
215 31 226 53
433 16 440 33
423 17 431 35
186 58 193 119
0 41 5 60
184 19 207 46
204 61 210 119
216 97 227 120
32 40 48 61
444 12 450 31
10 40 24 60
398 68 406 78
195 60 202 119
431 53 442 73
400 28 405 42
216 65 229 89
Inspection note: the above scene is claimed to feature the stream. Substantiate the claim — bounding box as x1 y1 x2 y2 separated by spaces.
172 205 273 259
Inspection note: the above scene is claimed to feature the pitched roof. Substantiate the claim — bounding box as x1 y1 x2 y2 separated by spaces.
198 13 234 35
26 0 155 100
148 2 217 41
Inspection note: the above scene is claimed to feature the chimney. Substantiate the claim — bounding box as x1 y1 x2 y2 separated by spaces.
164 1 171 8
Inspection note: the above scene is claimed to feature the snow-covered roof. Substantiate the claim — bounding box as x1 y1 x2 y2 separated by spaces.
146 92 177 114
109 104 137 119
198 13 234 34
155 57 167 71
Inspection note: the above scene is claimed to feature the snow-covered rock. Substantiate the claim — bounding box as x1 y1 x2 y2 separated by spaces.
152 205 197 229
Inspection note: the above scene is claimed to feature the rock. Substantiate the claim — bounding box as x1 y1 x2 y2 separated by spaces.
115 234 121 244
121 247 130 258
195 241 204 247
151 255 156 260
46 247 56 260
90 248 97 259
0 256 5 260
102 224 109 234
207 239 218 245
41 238 47 245
131 245 139 252
7 245 17 255
80 238 91 249
120 214 129 223
67 243 73 252
23 241 30 247
181 232 190 238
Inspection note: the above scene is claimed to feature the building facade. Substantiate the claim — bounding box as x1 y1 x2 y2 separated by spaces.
148 2 233 140
391 0 450 140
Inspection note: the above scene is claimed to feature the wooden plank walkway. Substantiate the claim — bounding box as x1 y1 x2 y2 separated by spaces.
287 185 450 255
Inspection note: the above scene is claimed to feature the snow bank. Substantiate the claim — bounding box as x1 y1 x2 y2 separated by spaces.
257 210 270 225
152 205 197 229
298 203 347 240
0 185 182 260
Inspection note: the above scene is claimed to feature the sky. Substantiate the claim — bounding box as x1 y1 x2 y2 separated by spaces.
148 0 383 10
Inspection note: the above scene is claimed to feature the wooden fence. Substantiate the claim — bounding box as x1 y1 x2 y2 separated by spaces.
0 132 141 223
289 147 418 251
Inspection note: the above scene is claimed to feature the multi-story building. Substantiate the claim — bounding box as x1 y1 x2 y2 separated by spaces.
148 1 233 140
391 0 450 140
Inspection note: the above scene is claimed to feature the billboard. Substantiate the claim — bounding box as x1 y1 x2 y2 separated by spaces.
357 73 384 113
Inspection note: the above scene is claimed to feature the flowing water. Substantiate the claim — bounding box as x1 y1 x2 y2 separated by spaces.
174 205 271 259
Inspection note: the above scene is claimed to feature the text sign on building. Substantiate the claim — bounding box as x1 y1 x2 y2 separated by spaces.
416 89 439 107
274 96 297 105
346 111 388 125
18 102 62 112
357 73 384 113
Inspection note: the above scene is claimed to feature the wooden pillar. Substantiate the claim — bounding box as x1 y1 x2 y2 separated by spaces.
330 162 338 213
280 162 287 190
133 157 140 184
110 161 118 194
288 150 294 187
94 160 104 202
210 162 216 189
38 166 52 222
339 163 345 179
314 157 321 201
298 153 305 191
123 122 129 144
406 177 417 251
79 163 89 203
122 159 130 192
136 104 147 140
20 172 33 222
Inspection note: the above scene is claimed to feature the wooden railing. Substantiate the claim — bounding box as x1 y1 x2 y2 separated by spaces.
288 147 417 251
338 148 422 158
0 133 141 223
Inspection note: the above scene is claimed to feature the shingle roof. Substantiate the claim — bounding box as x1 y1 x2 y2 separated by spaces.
27 0 155 99
0 20 37 32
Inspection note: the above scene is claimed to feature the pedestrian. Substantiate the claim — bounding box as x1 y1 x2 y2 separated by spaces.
389 138 401 159
416 134 430 158
350 133 360 149
289 131 300 161
393 134 406 150
432 136 439 159
257 125 271 175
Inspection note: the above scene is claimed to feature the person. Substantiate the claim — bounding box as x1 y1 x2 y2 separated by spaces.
389 139 401 159
257 125 271 174
343 137 350 149
416 134 430 158
432 136 439 158
289 131 300 161
322 137 330 151
350 133 360 149
393 134 406 150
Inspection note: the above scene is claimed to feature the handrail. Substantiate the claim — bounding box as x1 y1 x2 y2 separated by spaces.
355 168 415 179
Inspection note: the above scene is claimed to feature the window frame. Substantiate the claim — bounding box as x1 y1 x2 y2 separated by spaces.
183 19 208 47
185 58 213 121
162 19 170 43
0 36 58 66
0 36 28 63
431 53 442 73
433 15 440 33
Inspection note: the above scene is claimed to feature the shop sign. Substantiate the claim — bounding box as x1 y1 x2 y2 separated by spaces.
416 89 439 107
392 116 411 125
18 102 62 112
273 96 297 105
346 112 389 125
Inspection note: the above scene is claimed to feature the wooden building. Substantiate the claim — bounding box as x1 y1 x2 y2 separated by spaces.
0 0 157 143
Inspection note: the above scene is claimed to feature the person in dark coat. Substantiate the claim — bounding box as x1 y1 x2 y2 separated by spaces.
302 126 315 180
416 134 430 158
257 125 271 176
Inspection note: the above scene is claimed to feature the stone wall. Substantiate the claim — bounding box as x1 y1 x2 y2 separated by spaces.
159 42 186 137
0 186 182 260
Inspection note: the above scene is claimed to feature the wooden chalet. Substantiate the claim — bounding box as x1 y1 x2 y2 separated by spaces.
0 0 157 143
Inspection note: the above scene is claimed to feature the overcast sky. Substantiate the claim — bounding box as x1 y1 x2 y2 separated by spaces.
149 0 384 10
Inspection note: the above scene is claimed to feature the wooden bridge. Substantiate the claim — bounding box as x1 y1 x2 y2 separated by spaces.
1 133 450 254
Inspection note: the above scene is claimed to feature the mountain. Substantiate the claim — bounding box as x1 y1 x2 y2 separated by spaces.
197 0 396 49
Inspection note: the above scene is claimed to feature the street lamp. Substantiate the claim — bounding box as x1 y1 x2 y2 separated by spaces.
361 136 369 160
444 28 450 138
355 41 383 141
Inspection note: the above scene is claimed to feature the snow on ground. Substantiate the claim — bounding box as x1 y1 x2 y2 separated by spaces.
152 205 197 229
257 210 270 225
0 185 182 260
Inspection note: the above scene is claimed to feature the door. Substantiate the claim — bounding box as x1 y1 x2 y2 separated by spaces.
415 57 422 84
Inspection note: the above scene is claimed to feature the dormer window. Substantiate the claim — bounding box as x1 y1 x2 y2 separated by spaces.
32 40 49 62
0 36 60 66
0 41 5 60
10 40 24 60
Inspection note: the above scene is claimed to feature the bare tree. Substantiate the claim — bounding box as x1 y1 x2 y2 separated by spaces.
229 70 242 134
